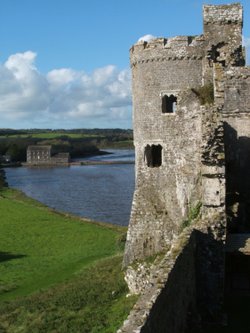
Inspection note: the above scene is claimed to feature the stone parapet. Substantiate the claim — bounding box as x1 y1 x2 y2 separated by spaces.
130 36 204 67
203 3 243 25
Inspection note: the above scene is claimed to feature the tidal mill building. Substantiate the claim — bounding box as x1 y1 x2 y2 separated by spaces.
119 3 250 333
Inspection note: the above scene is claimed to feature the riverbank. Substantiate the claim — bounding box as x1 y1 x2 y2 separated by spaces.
0 188 136 332
14 149 135 167
73 160 134 166
22 160 134 167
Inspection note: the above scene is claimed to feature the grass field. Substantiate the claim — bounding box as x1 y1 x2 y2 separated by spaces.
0 188 136 332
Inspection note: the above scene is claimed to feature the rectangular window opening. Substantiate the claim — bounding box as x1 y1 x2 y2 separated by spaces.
162 94 177 113
145 144 162 167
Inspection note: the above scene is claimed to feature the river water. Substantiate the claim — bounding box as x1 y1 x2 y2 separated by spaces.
4 149 135 226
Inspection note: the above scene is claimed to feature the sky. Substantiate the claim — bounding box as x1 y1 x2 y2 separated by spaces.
0 0 249 129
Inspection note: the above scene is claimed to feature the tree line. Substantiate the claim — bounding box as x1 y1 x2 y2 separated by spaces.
0 129 133 162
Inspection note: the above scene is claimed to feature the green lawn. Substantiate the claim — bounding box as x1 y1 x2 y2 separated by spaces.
0 188 136 332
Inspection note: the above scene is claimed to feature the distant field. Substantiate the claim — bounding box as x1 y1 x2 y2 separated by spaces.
0 132 100 139
0 188 136 332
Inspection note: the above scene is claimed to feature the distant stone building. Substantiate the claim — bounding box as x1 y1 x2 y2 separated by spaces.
26 145 70 166
27 145 51 165
51 152 70 165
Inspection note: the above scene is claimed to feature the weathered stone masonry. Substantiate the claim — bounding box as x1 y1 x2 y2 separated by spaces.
120 3 250 332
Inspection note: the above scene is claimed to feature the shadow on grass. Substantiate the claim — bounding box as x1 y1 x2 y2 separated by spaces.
0 251 26 263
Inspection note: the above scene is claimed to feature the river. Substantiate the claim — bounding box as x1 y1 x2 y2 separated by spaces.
4 149 135 226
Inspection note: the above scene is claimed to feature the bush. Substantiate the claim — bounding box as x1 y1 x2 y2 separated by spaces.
0 169 7 189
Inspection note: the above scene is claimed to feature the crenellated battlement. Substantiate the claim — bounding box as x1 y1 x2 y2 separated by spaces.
131 35 205 50
130 35 205 67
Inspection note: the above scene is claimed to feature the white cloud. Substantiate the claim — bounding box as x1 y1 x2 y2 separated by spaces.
5 51 37 80
138 34 157 43
0 51 132 128
47 68 79 89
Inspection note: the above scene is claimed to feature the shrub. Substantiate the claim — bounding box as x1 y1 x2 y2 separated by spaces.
0 169 7 190
181 201 202 230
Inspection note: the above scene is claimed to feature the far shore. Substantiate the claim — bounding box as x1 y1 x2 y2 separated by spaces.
3 148 135 168
72 160 134 166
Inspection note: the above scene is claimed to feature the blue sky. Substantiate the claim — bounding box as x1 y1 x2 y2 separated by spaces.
0 0 249 129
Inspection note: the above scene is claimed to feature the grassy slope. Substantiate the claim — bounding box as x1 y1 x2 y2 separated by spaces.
0 188 122 300
0 256 136 333
0 188 136 332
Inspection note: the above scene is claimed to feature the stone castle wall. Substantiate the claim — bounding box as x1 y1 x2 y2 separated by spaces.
124 90 204 265
130 38 204 123
222 67 250 232
121 3 249 332
201 105 225 221
124 35 208 265
119 229 197 333
202 3 244 84
124 1 242 268
120 215 225 333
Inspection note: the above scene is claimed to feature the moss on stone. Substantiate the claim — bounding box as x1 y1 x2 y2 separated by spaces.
191 84 214 105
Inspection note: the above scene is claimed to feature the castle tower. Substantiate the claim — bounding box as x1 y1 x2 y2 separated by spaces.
124 37 206 266
124 3 244 267
119 4 250 332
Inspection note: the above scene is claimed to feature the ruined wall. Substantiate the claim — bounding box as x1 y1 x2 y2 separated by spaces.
120 216 226 333
51 153 70 165
213 62 250 232
222 67 250 150
223 67 250 115
202 3 244 83
119 229 197 333
222 67 250 232
201 106 225 222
